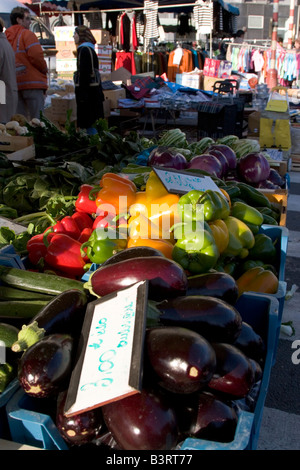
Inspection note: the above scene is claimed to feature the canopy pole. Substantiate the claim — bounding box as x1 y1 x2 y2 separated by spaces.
266 0 279 89
287 0 295 49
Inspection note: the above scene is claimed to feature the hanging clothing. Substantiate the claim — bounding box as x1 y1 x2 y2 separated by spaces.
167 47 194 83
119 11 138 52
115 51 136 75
193 0 213 35
144 0 159 51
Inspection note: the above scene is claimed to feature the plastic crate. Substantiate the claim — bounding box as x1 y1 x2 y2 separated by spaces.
180 292 279 450
0 379 19 440
259 224 289 282
5 293 278 451
6 390 69 450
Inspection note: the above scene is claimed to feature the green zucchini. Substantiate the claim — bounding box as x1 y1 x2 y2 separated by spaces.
0 363 14 393
0 286 54 301
0 300 50 320
0 322 19 347
0 266 86 296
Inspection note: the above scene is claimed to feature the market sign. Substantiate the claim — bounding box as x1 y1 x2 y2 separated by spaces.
64 281 148 416
153 166 223 195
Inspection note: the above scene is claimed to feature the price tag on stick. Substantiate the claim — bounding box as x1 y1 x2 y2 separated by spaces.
64 280 148 416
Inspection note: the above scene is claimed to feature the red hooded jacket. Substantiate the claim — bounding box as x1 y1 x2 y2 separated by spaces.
5 25 48 91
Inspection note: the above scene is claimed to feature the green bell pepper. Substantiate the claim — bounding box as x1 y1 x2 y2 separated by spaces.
248 233 277 264
80 227 122 265
241 259 277 276
172 228 219 274
222 216 255 259
177 190 205 223
231 201 264 234
198 190 230 222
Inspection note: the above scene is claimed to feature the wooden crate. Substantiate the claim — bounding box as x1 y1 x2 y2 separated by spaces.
291 154 300 171
259 189 288 226
0 135 33 153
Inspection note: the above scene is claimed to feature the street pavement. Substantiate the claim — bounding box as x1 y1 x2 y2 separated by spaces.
257 170 300 450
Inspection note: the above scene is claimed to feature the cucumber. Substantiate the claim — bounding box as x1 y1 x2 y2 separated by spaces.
0 322 19 347
0 300 51 320
0 266 86 296
0 285 54 301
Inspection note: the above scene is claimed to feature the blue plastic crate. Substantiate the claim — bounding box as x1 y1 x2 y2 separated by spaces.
179 292 279 450
5 293 278 451
6 389 69 450
0 379 19 440
259 224 288 282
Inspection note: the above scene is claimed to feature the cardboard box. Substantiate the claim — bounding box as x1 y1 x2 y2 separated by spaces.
176 71 203 89
99 59 112 74
92 30 110 45
203 58 232 78
103 88 126 108
248 111 261 135
95 44 112 58
110 67 132 84
203 76 225 91
103 99 111 118
50 96 77 123
0 135 33 153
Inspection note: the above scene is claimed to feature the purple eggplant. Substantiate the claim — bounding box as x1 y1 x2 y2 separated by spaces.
186 272 239 304
101 246 164 266
86 256 188 301
56 390 104 446
181 391 238 442
12 289 88 352
18 333 74 398
146 326 216 394
208 343 255 398
102 388 179 450
234 321 266 363
156 295 242 343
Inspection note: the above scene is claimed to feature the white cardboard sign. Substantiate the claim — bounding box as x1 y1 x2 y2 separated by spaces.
64 281 148 416
152 167 223 195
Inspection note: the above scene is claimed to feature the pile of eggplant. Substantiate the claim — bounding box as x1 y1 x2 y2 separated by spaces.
11 250 267 451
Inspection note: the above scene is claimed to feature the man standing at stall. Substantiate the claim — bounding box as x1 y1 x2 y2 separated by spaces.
5 7 48 121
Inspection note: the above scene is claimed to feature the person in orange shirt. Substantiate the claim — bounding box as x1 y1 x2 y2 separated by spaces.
5 7 48 121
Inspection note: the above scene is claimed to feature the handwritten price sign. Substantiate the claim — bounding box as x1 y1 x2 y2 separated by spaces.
64 281 148 416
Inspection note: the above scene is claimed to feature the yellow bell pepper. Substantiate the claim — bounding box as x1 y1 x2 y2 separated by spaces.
145 170 169 200
209 219 229 253
127 237 174 259
222 216 255 259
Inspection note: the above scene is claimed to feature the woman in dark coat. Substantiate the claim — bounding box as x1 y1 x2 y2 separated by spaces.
73 25 104 134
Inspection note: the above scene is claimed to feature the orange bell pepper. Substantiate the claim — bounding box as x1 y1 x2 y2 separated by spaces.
96 173 137 214
127 237 174 259
236 266 279 297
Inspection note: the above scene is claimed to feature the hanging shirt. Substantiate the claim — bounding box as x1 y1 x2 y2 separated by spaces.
193 0 213 35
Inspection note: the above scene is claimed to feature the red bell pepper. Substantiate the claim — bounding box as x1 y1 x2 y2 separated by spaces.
77 227 93 243
47 211 94 241
75 184 98 215
26 232 54 265
44 233 86 277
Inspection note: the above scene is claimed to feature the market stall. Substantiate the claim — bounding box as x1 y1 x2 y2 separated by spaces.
0 106 290 451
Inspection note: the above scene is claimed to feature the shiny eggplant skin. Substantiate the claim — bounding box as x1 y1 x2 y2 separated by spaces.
28 289 88 336
18 334 74 398
234 321 266 363
186 272 239 305
181 391 238 442
102 388 179 450
56 390 104 446
156 295 242 343
88 256 188 301
101 246 164 266
208 342 255 398
146 326 216 394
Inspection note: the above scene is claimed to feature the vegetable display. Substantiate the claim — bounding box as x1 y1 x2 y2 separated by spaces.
0 123 289 450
